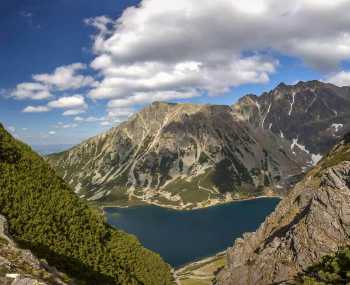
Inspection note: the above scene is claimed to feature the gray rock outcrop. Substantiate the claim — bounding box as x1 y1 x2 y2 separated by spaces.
216 137 350 284
0 214 68 285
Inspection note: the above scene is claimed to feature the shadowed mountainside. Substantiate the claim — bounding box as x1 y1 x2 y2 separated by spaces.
47 81 350 209
216 133 350 284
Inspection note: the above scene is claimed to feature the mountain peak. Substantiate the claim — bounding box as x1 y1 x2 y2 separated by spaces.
274 80 326 92
47 79 350 210
295 79 324 88
151 101 178 107
276 82 288 89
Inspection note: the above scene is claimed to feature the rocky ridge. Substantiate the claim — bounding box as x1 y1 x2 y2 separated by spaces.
233 80 350 156
47 81 350 209
215 133 350 285
48 102 308 209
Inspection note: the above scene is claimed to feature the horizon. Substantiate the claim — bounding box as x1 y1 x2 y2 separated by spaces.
1 0 350 146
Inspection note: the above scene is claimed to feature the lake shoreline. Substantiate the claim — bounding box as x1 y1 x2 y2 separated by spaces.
100 194 282 212
104 197 280 268
175 250 226 271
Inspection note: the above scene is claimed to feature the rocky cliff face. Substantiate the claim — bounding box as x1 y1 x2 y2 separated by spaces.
47 81 350 208
216 134 350 285
48 102 308 209
233 80 350 157
0 215 68 285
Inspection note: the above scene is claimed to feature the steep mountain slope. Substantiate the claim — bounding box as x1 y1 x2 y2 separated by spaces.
47 81 350 209
48 102 308 209
233 80 350 158
0 124 172 285
0 215 69 285
216 133 350 285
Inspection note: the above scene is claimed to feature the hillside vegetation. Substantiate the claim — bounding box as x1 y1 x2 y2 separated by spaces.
0 124 172 285
297 247 350 284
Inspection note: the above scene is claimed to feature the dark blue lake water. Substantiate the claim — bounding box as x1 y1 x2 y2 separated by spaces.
105 198 279 267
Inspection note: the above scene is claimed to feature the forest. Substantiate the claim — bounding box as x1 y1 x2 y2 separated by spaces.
0 123 172 285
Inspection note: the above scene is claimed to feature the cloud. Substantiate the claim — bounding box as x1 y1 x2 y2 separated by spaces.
89 54 277 102
23 105 51 113
107 90 200 108
85 0 350 110
11 83 52 100
100 121 111 126
107 107 135 123
48 95 87 109
90 0 350 69
325 71 350 87
49 131 56 135
74 116 84 122
62 109 87 116
74 116 105 122
10 63 96 101
72 115 124 128
55 122 78 129
84 16 113 37
23 95 87 116
33 63 96 91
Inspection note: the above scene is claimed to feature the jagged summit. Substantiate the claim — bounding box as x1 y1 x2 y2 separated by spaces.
233 80 350 155
275 81 289 89
276 80 330 90
47 80 350 209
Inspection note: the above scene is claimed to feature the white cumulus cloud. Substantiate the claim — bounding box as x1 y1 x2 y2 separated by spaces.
85 0 350 110
10 63 96 101
62 109 87 116
325 71 350 87
55 122 79 129
33 63 96 91
11 83 51 100
23 105 51 113
48 95 87 109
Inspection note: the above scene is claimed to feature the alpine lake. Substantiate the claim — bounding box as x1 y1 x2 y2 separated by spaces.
105 198 280 268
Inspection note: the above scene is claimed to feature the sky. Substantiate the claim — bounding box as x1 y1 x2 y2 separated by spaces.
1 0 350 146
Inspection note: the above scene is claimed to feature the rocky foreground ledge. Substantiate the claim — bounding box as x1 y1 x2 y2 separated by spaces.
0 215 69 285
216 136 350 285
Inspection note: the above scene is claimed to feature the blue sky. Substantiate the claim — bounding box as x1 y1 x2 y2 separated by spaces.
1 0 350 146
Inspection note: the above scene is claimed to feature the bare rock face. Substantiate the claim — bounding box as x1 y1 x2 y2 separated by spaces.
47 81 350 209
233 80 350 156
0 215 68 285
216 137 350 285
47 102 308 209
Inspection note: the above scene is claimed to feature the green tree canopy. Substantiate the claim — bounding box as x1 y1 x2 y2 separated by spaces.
0 124 172 285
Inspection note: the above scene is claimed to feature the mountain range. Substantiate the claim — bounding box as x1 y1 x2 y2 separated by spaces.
47 80 350 209
2 79 350 285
